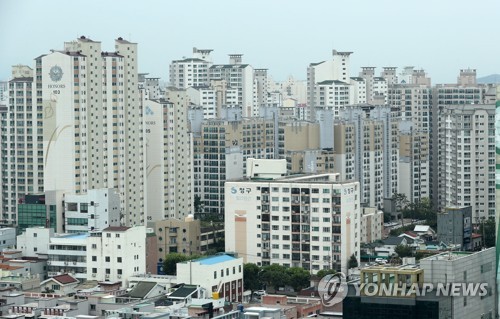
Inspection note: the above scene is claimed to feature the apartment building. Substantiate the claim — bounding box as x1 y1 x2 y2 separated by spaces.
144 89 193 221
169 48 212 89
86 226 146 287
1 65 44 224
307 50 352 120
360 207 383 244
209 55 255 117
225 173 360 275
41 36 145 226
313 80 350 117
191 110 275 216
437 104 495 220
333 106 399 208
398 121 430 202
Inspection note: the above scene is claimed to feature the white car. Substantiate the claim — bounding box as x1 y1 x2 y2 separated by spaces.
375 258 387 264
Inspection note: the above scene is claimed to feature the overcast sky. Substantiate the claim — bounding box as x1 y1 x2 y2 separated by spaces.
1 0 499 83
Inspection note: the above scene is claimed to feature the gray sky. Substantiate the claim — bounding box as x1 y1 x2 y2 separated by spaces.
1 0 499 83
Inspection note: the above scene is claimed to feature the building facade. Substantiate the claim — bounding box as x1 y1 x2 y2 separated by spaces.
42 36 145 226
144 89 193 221
225 173 361 274
437 104 495 220
86 226 146 287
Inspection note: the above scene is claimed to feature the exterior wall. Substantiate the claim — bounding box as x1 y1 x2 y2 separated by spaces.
176 256 244 302
64 188 120 233
86 226 146 287
47 233 88 280
151 218 201 257
360 207 383 243
225 174 360 274
1 66 44 224
0 228 16 250
16 227 53 257
144 92 193 221
307 51 352 121
437 104 495 219
437 206 472 250
42 37 145 227
333 106 399 208
420 248 496 319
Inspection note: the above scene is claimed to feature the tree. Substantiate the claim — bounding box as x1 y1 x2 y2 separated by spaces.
394 244 412 258
392 193 409 227
479 218 496 248
163 253 202 275
194 195 203 213
260 264 290 291
316 269 337 279
243 263 262 301
286 267 310 292
348 254 358 269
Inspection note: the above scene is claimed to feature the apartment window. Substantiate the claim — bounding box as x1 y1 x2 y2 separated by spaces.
106 233 111 238
117 257 122 263
33 233 37 238
214 271 217 279
105 256 110 262
117 245 121 249
221 269 224 277
117 269 122 275
92 256 97 262
106 268 110 274
92 244 97 249
92 268 97 274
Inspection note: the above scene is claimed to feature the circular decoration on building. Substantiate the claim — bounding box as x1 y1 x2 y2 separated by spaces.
49 65 63 82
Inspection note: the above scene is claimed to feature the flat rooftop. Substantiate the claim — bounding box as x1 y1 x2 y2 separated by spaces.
191 254 236 265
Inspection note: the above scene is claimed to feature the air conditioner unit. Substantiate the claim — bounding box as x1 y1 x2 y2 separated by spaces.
117 275 122 279
91 273 96 277
47 261 51 265
64 261 68 265
105 274 110 279
73 262 77 265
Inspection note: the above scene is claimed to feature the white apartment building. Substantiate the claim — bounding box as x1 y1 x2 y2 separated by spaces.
176 254 244 302
360 207 383 244
349 77 367 105
169 48 212 89
209 56 254 117
16 227 53 258
86 226 146 287
64 188 121 233
144 90 193 221
47 233 88 281
254 69 269 116
333 106 399 208
307 50 352 120
438 104 495 220
1 65 44 224
314 80 350 117
187 86 217 119
225 173 361 275
42 36 145 226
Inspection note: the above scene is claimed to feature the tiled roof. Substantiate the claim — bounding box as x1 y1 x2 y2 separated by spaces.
52 274 78 284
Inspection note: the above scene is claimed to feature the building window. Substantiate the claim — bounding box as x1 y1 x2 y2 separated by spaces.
117 257 122 263
117 269 122 275
106 233 111 238
92 256 97 262
105 256 110 262
117 245 121 249
33 233 37 237
92 268 97 274
214 271 217 279
106 268 110 274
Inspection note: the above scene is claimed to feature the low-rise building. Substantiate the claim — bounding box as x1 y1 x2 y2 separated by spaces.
0 229 16 251
40 274 79 296
47 233 88 281
17 227 53 258
176 254 243 303
86 226 146 287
